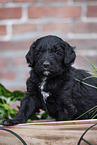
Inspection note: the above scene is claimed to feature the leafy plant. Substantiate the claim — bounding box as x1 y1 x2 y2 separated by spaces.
0 83 24 123
85 58 97 78
75 106 97 120
76 60 97 120
0 83 50 124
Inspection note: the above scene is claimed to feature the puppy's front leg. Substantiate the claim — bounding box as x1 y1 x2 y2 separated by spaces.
2 95 38 126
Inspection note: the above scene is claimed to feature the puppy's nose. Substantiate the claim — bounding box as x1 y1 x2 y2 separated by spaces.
43 61 50 68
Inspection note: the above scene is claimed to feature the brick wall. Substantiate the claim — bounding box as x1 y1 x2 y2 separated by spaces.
0 0 97 90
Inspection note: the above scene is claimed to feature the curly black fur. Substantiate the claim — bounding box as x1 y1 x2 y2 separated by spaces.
3 35 97 126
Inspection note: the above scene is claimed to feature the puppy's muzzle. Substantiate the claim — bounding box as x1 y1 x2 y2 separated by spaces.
43 61 50 76
43 61 50 69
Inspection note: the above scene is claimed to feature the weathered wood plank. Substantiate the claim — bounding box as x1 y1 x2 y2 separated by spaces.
0 119 97 145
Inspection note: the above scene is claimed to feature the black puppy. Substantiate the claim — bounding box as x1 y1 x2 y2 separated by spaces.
3 35 97 126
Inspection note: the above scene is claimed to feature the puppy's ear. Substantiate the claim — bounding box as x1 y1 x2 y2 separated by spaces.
63 42 76 66
26 42 35 67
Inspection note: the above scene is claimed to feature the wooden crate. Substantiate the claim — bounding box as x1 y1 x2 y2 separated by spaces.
0 119 97 145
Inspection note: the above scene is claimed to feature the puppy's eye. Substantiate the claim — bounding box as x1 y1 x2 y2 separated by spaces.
35 47 45 55
39 49 45 54
55 51 59 54
53 47 63 55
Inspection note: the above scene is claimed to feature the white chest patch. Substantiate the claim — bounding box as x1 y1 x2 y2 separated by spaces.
40 77 50 103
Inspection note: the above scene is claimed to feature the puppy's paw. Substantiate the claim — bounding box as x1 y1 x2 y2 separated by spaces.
2 119 14 126
2 119 27 126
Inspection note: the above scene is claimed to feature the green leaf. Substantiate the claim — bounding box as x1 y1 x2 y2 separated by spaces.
85 58 97 74
0 83 25 122
0 83 24 100
0 83 12 98
12 90 24 101
75 106 97 120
